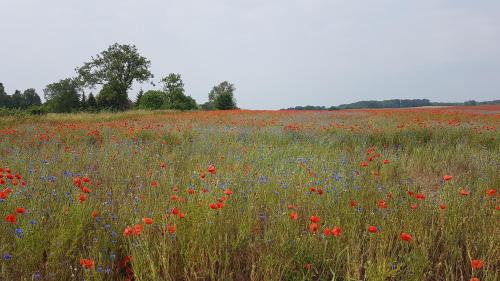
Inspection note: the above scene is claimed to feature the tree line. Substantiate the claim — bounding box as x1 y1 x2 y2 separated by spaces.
283 99 500 110
0 43 237 114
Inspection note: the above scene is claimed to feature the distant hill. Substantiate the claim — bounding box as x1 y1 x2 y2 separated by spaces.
282 99 500 110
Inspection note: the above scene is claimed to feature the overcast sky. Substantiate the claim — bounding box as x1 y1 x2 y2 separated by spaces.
1 1 499 109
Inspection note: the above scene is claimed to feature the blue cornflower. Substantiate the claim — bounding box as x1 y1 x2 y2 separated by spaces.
15 228 23 238
3 252 12 261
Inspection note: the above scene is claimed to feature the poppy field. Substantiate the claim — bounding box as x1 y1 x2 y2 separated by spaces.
0 106 499 281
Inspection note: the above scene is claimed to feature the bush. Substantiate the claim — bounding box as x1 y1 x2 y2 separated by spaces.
138 90 167 110
27 105 48 115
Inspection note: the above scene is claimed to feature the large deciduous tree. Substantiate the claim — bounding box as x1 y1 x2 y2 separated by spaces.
44 78 81 113
208 81 237 110
76 43 153 110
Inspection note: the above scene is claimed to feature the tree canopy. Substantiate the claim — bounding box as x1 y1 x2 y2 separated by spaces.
160 73 197 110
76 43 153 110
208 81 237 110
44 78 81 113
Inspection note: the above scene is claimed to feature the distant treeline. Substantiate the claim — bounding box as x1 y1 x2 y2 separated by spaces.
283 99 500 110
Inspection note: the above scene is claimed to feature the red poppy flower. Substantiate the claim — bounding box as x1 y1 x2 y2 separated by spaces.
439 203 447 210
407 191 414 197
133 224 143 235
471 259 484 269
15 207 25 214
350 200 358 207
378 200 387 209
73 177 82 187
308 223 319 233
91 211 98 219
331 226 341 237
470 278 480 281
287 204 295 210
143 217 153 224
166 224 176 234
5 214 16 223
123 226 134 237
79 194 86 203
150 181 158 188
415 193 425 200
411 204 418 210
82 176 90 183
443 175 453 181
323 228 331 236
368 226 377 233
486 189 496 197
400 232 412 242
460 189 470 196
81 186 91 193
360 162 369 167
290 212 298 220
160 162 167 168
209 203 218 209
171 207 180 215
309 216 320 223
187 188 196 195
208 165 216 175
383 159 390 164
223 189 233 195
80 258 94 269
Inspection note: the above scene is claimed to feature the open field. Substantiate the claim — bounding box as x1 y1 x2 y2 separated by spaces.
0 106 499 281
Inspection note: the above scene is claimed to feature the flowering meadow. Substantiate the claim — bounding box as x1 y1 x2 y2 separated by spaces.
0 106 498 281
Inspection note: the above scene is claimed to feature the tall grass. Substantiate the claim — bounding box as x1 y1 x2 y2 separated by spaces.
0 108 498 280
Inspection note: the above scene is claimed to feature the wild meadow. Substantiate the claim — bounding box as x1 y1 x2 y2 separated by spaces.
0 106 498 281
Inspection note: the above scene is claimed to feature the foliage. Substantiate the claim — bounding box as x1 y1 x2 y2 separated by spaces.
76 43 153 91
160 73 197 110
96 81 131 110
76 43 153 111
0 82 12 108
208 81 237 110
286 99 500 111
86 93 97 109
22 88 42 108
135 89 144 107
337 99 431 109
44 78 81 113
138 90 166 110
0 84 42 109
